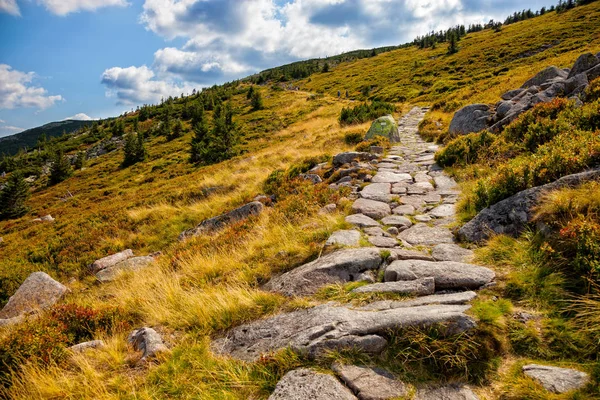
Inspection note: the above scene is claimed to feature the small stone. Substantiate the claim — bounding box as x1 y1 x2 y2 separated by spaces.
433 175 458 190
326 230 361 247
360 183 392 202
370 146 384 154
429 204 455 218
368 236 398 248
361 291 477 311
300 173 323 184
352 198 391 220
415 385 480 400
269 369 358 400
40 214 55 222
352 278 435 296
392 205 415 215
415 181 435 191
399 224 454 245
432 244 474 262
387 227 399 236
332 364 409 400
128 327 168 361
320 204 337 214
381 215 412 229
346 214 381 228
96 256 155 282
523 364 590 394
364 227 389 237
90 249 134 273
69 340 105 353
414 215 432 223
372 171 413 184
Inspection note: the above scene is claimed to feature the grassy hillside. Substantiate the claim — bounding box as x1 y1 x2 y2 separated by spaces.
1 2 600 398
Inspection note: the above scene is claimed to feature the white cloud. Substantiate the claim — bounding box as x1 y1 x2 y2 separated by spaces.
0 0 20 16
36 0 128 16
62 113 97 121
101 65 195 105
0 64 64 110
0 119 4 123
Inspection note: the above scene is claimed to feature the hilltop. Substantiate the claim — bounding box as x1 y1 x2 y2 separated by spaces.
1 2 600 399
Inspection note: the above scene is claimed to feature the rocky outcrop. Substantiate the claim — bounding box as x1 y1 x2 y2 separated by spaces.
265 248 383 296
448 104 491 135
521 66 568 88
268 369 358 400
384 260 495 290
179 201 264 240
212 303 475 361
332 364 408 400
0 272 67 319
459 169 600 243
568 53 599 78
522 364 589 394
90 249 134 273
360 291 477 311
365 115 400 143
128 327 168 361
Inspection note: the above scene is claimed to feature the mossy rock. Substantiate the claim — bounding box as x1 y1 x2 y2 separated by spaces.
365 115 400 143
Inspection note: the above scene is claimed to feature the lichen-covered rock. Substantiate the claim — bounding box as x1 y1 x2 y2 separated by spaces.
385 260 495 290
360 183 392 202
332 364 408 400
212 303 475 361
268 369 358 400
415 385 480 400
568 53 599 79
398 223 454 246
128 327 168 361
265 248 383 296
448 104 491 135
523 364 590 394
366 115 400 143
179 201 264 240
0 272 67 319
95 256 155 282
352 278 435 296
90 249 134 273
351 198 391 220
459 169 600 243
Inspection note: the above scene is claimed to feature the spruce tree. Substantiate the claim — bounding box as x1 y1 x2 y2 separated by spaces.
322 62 330 73
251 90 263 111
246 85 255 100
190 117 209 163
448 32 459 54
122 132 147 167
0 171 30 220
74 151 86 170
168 119 184 141
49 148 73 185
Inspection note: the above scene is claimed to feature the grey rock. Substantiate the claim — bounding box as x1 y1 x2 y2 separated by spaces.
360 183 392 202
40 214 55 222
568 53 599 79
128 327 168 361
360 291 477 311
399 223 454 246
299 173 323 184
392 205 415 215
495 101 514 119
434 175 458 190
265 248 383 296
370 146 384 154
564 73 589 96
352 199 391 220
95 255 155 282
90 249 134 273
212 303 475 361
448 104 491 135
415 181 435 192
459 169 600 243
432 244 474 262
326 230 361 247
334 152 377 167
357 271 377 283
523 364 590 394
367 236 398 248
346 214 381 228
413 173 431 183
415 385 480 400
501 88 524 100
586 63 600 82
179 201 264 240
364 227 390 237
352 278 435 296
429 204 456 218
0 315 25 328
0 272 67 319
386 227 399 235
385 260 495 290
332 364 408 400
320 204 337 214
268 369 358 400
381 215 412 228
69 340 105 353
388 249 435 262
414 215 432 223
522 66 568 89
372 171 413 184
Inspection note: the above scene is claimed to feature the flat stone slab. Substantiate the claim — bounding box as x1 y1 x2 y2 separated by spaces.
376 163 398 169
385 260 495 290
372 171 413 184
326 230 361 247
523 364 590 394
398 224 454 246
389 249 435 262
392 205 415 215
429 204 455 218
90 249 134 273
212 303 475 361
415 385 479 400
346 214 380 228
415 181 435 191
265 248 383 296
433 176 458 190
332 364 408 400
360 291 477 311
360 183 392 202
269 369 357 400
352 278 435 296
414 215 432 223
0 272 67 319
368 236 398 248
364 227 389 237
96 256 155 282
352 198 391 220
432 244 474 262
381 215 412 228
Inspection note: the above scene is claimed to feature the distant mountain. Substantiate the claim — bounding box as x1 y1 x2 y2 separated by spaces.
0 119 94 156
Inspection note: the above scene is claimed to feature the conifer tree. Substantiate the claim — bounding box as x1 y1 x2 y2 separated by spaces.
322 62 330 73
0 171 30 220
448 32 459 54
122 132 147 167
190 116 209 163
246 85 255 100
251 90 263 111
168 119 184 140
74 151 86 170
49 147 73 185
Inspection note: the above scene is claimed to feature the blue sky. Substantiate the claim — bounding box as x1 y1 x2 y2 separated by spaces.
0 0 555 138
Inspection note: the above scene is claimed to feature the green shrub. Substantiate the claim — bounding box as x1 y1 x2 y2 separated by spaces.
435 131 497 167
585 77 600 102
355 136 390 152
344 131 364 145
339 101 396 126
263 155 330 197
